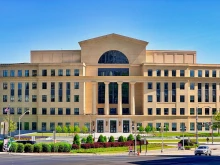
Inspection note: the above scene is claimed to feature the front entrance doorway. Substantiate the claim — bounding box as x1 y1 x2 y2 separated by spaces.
123 120 130 133
97 120 104 133
110 120 117 133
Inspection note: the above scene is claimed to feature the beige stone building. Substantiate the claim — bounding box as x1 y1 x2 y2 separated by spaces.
0 33 219 134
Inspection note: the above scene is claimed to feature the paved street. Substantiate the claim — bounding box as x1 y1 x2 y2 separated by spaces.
0 153 220 165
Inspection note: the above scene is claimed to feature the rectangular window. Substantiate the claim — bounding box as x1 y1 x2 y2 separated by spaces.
190 95 194 102
32 70 37 76
180 70 185 77
198 122 202 131
66 82 70 102
24 122 29 130
164 82 168 102
66 69 71 76
74 82 79 89
98 108 104 115
190 122 195 131
205 108 209 115
74 95 79 102
180 95 185 102
148 69 152 76
42 108 47 115
198 83 202 102
180 82 185 90
58 82 63 102
190 83 195 90
24 108 29 115
58 69 63 76
148 82 152 89
205 70 209 77
51 69 55 76
17 108 22 115
10 108 15 114
18 70 22 77
42 82 47 89
172 83 176 102
164 108 169 115
50 108 55 115
164 70 169 76
66 108 71 115
74 69 79 76
212 70 216 77
3 70 8 77
3 82 7 89
50 122 55 131
180 108 185 115
58 123 63 127
122 108 129 115
172 108 176 115
156 70 161 76
10 70 15 77
172 70 176 77
58 108 63 115
156 82 160 102
148 108 152 115
190 108 195 115
42 69 47 76
190 70 194 77
32 82 37 89
25 70 29 77
32 122 37 130
74 108 79 115
212 108 216 115
74 122 79 127
198 108 202 115
32 108 37 115
42 122 46 131
212 83 216 102
172 123 177 131
51 82 55 102
156 108 161 115
3 95 7 102
198 70 202 77
32 95 37 102
148 95 153 102
42 95 47 102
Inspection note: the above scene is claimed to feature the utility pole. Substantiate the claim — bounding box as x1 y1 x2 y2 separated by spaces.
196 107 198 145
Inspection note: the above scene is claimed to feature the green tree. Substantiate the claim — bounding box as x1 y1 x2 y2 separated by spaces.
145 125 152 135
4 116 17 134
108 135 115 142
103 136 107 142
69 125 75 136
136 134 141 141
81 126 88 134
73 134 81 146
98 135 105 142
213 112 220 134
86 135 94 143
138 126 145 133
118 135 125 142
127 134 134 141
62 126 68 136
74 126 81 134
81 137 87 143
55 126 62 136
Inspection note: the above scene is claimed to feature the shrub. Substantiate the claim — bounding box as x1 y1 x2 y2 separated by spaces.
34 143 42 153
86 135 94 144
17 143 24 153
108 136 115 142
73 134 81 146
57 142 65 152
72 144 79 150
63 143 71 152
103 142 111 148
103 136 107 142
124 141 134 147
81 137 87 143
0 141 3 152
50 143 58 152
81 143 91 149
24 143 34 153
42 143 51 152
127 134 134 141
185 146 193 150
123 137 127 142
136 134 141 141
10 143 18 152
98 135 105 142
118 136 124 142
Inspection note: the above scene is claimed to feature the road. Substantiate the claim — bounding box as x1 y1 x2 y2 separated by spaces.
1 154 220 165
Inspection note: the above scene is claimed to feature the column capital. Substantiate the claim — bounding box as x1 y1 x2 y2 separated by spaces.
117 81 123 85
130 81 136 85
104 81 110 85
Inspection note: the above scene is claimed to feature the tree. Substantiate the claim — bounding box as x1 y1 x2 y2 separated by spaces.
138 126 145 133
55 126 62 136
136 134 141 141
73 134 81 146
4 116 17 134
62 126 68 136
118 135 125 142
145 125 152 135
81 137 87 143
127 134 134 141
108 135 115 142
69 125 75 136
74 126 81 134
213 112 220 134
86 135 94 143
81 126 88 134
98 135 105 142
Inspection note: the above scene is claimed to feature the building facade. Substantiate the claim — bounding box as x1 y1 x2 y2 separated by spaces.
0 33 219 133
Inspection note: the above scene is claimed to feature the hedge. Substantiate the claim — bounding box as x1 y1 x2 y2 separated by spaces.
81 141 134 149
17 143 24 153
42 143 51 152
34 143 42 153
24 144 34 153
0 141 3 152
10 143 18 152
50 143 59 152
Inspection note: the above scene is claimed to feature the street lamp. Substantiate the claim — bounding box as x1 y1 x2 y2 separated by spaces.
159 125 166 153
132 122 139 155
19 110 30 140
180 124 186 150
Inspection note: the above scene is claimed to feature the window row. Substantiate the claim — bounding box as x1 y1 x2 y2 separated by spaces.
147 69 217 78
2 69 80 77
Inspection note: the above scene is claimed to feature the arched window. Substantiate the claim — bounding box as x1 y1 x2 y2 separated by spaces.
98 50 129 64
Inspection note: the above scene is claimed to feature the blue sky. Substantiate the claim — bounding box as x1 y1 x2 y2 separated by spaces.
0 0 220 64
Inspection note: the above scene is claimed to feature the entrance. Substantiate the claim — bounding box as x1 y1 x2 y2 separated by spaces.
97 120 104 133
123 120 130 133
110 120 117 133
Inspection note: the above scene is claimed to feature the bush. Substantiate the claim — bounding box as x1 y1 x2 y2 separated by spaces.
34 143 42 153
42 143 51 152
17 143 24 153
81 143 91 149
123 137 127 142
57 142 65 152
0 141 3 152
50 143 58 152
10 143 18 152
178 139 196 146
136 134 141 141
72 144 80 150
98 135 105 142
73 134 81 146
81 137 87 143
184 146 192 150
24 143 34 153
108 136 115 142
104 136 107 142
127 134 134 141
63 143 71 152
86 135 93 144
118 136 124 142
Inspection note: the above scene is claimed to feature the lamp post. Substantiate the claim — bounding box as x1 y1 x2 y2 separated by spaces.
181 124 186 150
159 125 166 153
132 122 139 155
19 110 30 140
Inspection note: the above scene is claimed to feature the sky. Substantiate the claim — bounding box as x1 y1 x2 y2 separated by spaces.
0 0 220 64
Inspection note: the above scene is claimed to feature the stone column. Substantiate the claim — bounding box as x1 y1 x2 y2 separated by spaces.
92 82 97 115
130 82 136 115
104 82 110 115
117 82 123 115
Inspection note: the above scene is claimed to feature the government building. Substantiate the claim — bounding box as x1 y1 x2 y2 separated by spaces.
0 33 219 134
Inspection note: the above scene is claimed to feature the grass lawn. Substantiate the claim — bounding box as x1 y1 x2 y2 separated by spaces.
148 139 220 143
153 132 220 137
27 133 74 137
